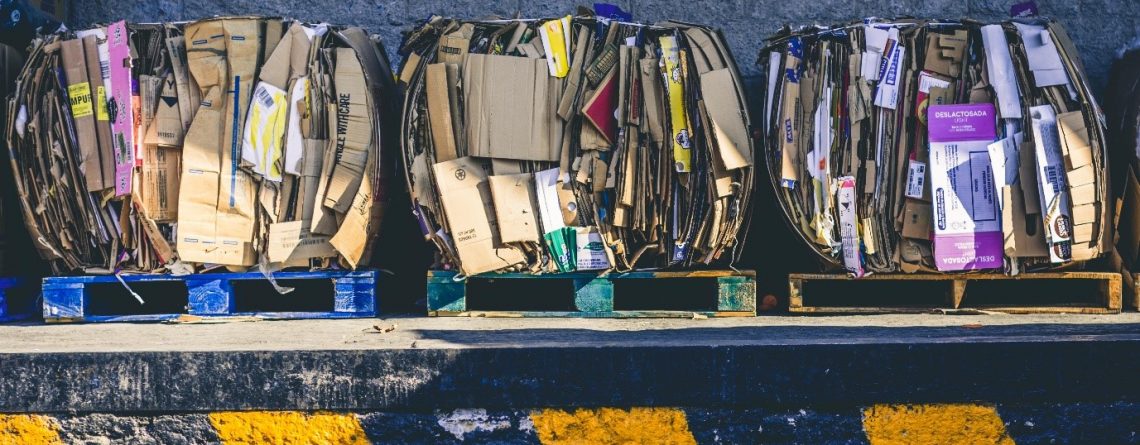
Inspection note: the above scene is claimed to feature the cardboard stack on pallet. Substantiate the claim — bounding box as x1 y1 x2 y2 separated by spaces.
1105 39 1140 306
760 18 1111 276
5 17 398 276
398 6 755 276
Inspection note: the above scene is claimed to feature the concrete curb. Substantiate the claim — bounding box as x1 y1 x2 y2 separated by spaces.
4 335 1140 412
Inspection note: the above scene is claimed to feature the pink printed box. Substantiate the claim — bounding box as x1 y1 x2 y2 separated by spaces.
927 103 1002 271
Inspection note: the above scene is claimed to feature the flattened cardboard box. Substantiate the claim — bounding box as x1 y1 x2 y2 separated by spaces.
177 18 261 266
140 144 180 222
330 26 395 269
79 34 117 190
433 157 526 275
60 38 106 192
322 47 371 214
927 104 1002 271
464 54 562 162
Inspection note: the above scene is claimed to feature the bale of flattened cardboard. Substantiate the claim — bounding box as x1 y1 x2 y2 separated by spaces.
758 18 1110 276
1105 41 1140 296
397 7 755 276
4 17 397 275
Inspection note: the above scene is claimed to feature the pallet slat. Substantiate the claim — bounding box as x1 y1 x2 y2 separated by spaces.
42 270 379 323
1131 273 1140 310
789 272 1122 314
427 270 756 318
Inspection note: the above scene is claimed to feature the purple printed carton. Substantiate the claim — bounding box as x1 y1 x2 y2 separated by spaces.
927 103 1003 271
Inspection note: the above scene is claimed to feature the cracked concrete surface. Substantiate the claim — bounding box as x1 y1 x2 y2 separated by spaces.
1 313 1138 352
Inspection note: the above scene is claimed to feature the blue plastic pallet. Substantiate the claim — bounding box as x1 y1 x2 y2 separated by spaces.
42 270 378 323
0 278 34 322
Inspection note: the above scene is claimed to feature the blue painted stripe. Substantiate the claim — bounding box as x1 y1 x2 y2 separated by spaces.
684 407 868 445
359 410 539 444
998 402 1140 444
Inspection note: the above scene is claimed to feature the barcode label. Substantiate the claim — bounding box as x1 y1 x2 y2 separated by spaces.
905 160 926 199
256 86 275 108
99 60 110 80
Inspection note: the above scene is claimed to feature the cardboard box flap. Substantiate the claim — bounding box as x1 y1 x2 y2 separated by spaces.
534 168 566 233
557 26 591 121
267 220 336 263
398 52 422 85
489 174 541 243
1067 164 1095 187
1072 202 1098 226
426 63 458 162
1057 110 1093 169
155 73 184 147
260 26 295 89
330 141 382 269
700 68 753 170
1073 222 1095 244
1019 141 1042 214
639 58 665 145
1002 185 1049 258
581 68 618 144
437 23 473 68
1070 182 1096 206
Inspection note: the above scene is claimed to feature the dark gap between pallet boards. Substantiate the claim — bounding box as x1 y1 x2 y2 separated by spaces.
231 279 335 313
963 279 1102 307
85 281 189 315
3 283 40 318
464 278 577 311
801 280 947 309
613 278 718 311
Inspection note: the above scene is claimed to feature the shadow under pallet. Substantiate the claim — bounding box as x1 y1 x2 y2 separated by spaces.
427 269 757 317
789 272 1122 314
42 270 378 323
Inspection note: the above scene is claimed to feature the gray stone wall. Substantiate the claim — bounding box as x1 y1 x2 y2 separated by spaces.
68 0 1140 93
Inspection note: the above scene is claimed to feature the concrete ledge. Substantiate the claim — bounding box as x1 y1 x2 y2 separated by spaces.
2 318 1139 413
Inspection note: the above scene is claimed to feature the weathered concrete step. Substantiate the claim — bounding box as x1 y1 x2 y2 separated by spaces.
2 319 1140 413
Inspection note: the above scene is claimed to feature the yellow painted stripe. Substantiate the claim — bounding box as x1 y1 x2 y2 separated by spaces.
863 404 1015 445
530 407 696 445
0 414 62 444
209 411 369 445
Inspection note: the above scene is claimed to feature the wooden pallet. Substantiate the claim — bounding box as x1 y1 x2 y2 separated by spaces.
427 269 756 318
789 272 1122 314
1132 273 1140 310
0 278 34 322
42 269 378 323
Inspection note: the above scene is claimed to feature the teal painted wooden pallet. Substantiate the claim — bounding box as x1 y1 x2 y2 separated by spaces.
427 269 756 317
